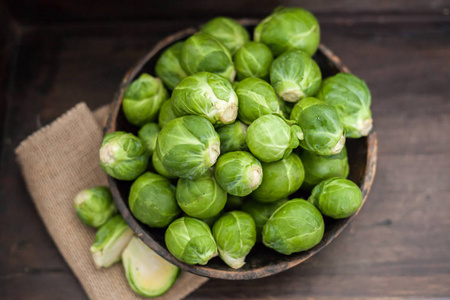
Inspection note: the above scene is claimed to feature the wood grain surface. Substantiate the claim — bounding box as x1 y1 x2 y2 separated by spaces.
1 3 450 299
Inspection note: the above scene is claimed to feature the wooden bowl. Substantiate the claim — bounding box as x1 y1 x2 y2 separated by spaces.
104 19 378 280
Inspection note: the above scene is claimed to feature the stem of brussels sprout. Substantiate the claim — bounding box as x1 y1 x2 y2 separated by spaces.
331 134 346 154
358 118 373 137
99 143 120 165
219 103 238 124
279 81 303 102
219 251 246 269
249 165 263 189
74 190 88 206
207 142 221 166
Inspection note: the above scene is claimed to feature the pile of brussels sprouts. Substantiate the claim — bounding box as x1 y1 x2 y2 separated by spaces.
91 7 373 289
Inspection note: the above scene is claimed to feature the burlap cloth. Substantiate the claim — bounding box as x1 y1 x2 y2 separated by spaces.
15 102 208 300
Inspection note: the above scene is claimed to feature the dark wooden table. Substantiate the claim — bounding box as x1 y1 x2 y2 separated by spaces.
1 1 450 299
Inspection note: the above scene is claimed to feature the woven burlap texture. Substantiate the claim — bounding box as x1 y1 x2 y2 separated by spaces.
15 102 208 300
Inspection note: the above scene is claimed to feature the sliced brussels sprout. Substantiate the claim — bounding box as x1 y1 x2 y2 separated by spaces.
214 151 263 197
165 217 218 265
224 195 245 211
301 146 349 189
122 73 168 126
290 97 345 155
216 121 248 154
172 72 238 126
212 211 256 269
152 152 177 179
129 172 180 228
246 114 303 163
242 199 287 241
90 215 134 268
155 41 187 90
74 186 117 227
317 73 373 138
156 116 220 179
122 237 180 297
200 17 250 54
176 169 227 219
138 123 160 156
99 132 149 181
270 50 322 102
180 33 235 82
262 199 324 255
309 177 362 219
252 153 304 203
235 78 281 125
158 99 178 129
254 7 320 57
233 42 273 81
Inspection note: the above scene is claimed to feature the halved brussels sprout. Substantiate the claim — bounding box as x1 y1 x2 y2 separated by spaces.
122 73 168 126
262 199 324 255
155 116 220 179
155 42 187 90
242 199 287 241
290 97 345 155
74 186 117 227
215 151 263 197
270 50 322 102
317 73 373 138
234 42 273 81
224 195 245 211
200 17 250 54
252 153 304 203
152 152 177 179
216 121 248 154
138 123 160 156
309 177 362 219
158 99 177 128
165 217 218 265
90 215 134 268
301 146 349 189
176 169 227 219
254 7 320 57
172 72 238 126
180 33 235 82
122 237 180 297
99 132 149 181
212 211 256 269
129 172 180 228
246 114 303 163
235 78 281 125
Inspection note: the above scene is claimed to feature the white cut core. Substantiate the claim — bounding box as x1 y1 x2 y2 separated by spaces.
99 143 120 165
249 166 263 189
331 134 346 154
207 142 221 166
219 103 238 124
92 228 134 269
358 118 373 136
281 89 304 103
74 191 88 206
219 251 246 269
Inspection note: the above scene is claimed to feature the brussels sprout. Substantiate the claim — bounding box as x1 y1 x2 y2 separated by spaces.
254 7 320 57
74 186 117 227
212 211 256 269
270 50 322 102
122 237 180 297
165 217 218 265
262 199 324 255
301 146 349 189
200 17 250 54
155 42 187 90
215 151 263 197
252 153 305 203
129 172 180 228
309 177 362 219
138 123 160 156
90 215 134 268
246 114 303 163
224 195 245 211
99 132 149 181
216 121 248 154
152 152 177 179
122 73 168 126
242 199 287 241
235 78 281 125
290 97 345 155
234 42 273 81
317 73 373 138
172 72 238 126
180 33 235 82
158 99 177 128
176 170 227 219
156 116 220 179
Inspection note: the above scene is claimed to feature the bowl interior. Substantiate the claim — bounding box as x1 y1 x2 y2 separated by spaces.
107 22 377 280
